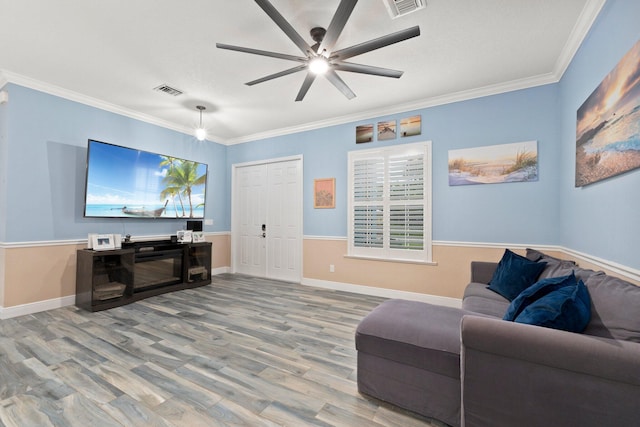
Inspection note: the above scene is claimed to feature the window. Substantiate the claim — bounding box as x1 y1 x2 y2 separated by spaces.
348 141 432 262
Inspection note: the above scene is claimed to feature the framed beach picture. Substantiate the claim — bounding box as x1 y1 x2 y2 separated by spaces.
356 124 374 143
575 38 640 187
377 120 397 141
314 178 335 209
448 141 539 186
400 115 421 137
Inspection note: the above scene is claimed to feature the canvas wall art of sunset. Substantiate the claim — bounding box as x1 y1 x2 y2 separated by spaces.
576 39 640 187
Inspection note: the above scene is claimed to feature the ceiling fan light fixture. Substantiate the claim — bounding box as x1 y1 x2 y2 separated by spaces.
195 105 206 141
308 56 329 75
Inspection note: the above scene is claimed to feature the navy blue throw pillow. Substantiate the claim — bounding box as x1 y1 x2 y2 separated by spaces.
510 279 591 333
487 249 547 301
503 272 578 321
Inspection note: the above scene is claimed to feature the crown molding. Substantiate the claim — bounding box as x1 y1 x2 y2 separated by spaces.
0 66 561 147
0 0 604 147
553 0 607 78
224 72 560 145
0 69 226 143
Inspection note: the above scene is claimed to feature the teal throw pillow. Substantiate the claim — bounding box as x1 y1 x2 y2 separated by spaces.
487 249 547 301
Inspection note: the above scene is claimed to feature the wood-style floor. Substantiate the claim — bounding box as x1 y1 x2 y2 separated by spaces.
0 274 444 426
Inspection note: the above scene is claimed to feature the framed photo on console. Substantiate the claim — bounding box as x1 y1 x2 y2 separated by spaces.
177 230 193 243
91 234 115 251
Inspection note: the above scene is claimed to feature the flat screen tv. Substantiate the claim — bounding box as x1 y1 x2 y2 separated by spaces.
84 139 208 219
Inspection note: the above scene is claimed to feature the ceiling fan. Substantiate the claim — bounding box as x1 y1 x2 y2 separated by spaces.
216 0 420 101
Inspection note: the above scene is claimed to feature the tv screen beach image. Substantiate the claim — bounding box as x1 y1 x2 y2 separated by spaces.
84 141 207 218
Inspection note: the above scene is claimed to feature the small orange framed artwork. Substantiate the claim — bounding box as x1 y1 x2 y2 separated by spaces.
314 178 335 209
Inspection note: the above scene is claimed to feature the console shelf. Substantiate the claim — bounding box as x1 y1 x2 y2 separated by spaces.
76 240 211 312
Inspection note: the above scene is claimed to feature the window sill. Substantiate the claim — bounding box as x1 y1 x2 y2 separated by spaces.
343 254 438 266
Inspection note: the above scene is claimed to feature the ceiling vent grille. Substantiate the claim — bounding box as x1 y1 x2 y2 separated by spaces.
153 84 183 96
384 0 426 18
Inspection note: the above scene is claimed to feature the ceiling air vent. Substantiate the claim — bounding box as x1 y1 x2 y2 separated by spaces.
153 84 183 96
384 0 426 19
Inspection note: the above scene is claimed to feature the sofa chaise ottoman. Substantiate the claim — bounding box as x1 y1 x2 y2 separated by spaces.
355 249 640 427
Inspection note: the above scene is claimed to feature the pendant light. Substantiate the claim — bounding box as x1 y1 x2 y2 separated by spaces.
195 105 206 141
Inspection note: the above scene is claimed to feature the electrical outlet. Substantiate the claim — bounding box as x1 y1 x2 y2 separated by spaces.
329 264 335 273
205 219 213 226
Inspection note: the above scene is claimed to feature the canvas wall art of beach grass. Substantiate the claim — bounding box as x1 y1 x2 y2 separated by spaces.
576 38 640 187
448 141 538 186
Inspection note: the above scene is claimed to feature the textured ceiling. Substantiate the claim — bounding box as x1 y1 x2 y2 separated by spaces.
0 0 605 144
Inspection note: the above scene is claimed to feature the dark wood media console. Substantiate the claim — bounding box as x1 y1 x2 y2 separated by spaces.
76 240 212 312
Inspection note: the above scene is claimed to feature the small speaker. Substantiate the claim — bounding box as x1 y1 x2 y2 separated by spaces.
186 220 203 232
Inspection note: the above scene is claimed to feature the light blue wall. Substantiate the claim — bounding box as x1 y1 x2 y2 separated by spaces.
558 0 640 269
228 84 562 244
3 84 227 242
3 0 638 272
0 83 8 241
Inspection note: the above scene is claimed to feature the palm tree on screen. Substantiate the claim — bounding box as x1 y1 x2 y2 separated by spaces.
162 160 206 217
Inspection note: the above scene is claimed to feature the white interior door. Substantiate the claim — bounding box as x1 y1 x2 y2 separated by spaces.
266 160 301 282
233 158 302 282
236 165 267 277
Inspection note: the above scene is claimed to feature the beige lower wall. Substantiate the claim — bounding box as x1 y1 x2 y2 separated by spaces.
305 240 531 299
303 239 639 297
0 246 5 307
4 243 84 307
1 234 232 309
1 235 637 310
209 233 231 269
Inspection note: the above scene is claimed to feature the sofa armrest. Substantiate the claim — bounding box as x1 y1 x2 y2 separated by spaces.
469 261 497 284
460 315 640 427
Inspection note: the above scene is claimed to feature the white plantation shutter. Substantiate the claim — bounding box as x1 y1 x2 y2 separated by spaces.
353 157 384 249
348 141 432 262
353 205 384 248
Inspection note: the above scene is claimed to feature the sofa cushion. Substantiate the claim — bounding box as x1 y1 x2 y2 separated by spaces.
583 273 640 342
525 248 580 280
355 299 465 379
487 249 547 301
503 273 592 333
525 248 573 263
462 282 510 317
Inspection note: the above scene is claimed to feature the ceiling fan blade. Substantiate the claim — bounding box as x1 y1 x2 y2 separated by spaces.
331 25 420 61
246 64 308 86
325 70 356 100
318 0 358 54
332 62 404 78
295 73 318 102
254 0 313 55
216 43 306 62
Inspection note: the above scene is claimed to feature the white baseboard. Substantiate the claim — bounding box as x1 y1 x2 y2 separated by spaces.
211 266 231 275
1 295 76 320
301 277 462 308
0 267 228 319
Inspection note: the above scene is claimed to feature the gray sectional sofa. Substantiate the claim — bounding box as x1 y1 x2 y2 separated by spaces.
355 249 640 427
